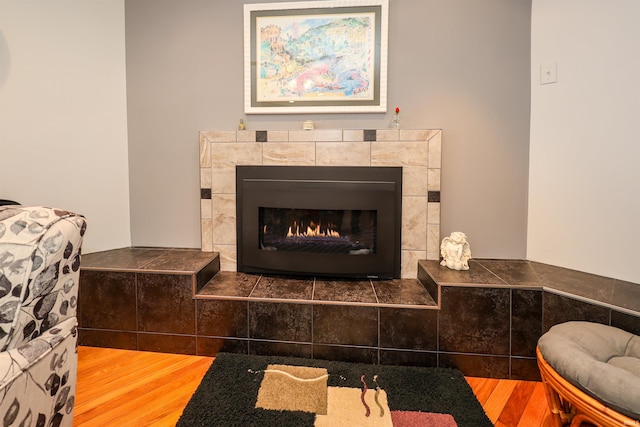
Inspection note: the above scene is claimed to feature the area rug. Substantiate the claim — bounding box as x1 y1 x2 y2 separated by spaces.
177 352 492 427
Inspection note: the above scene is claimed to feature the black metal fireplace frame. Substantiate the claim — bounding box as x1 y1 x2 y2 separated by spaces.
236 165 402 279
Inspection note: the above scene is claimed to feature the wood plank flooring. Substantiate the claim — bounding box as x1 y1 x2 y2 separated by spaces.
73 346 551 426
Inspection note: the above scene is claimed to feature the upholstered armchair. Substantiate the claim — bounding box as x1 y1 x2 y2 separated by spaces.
0 206 86 427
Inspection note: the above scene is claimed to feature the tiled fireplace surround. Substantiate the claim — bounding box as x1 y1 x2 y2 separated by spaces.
78 129 640 381
198 128 443 276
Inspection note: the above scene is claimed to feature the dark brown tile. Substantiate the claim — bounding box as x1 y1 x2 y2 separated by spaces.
542 292 610 332
142 249 217 273
195 255 220 293
511 289 543 357
510 357 541 381
196 299 248 338
363 129 377 141
80 248 165 270
313 305 378 346
420 260 507 286
474 259 542 288
379 307 437 350
379 349 437 367
137 273 196 334
611 310 640 336
313 279 376 303
531 262 615 303
248 302 312 342
417 261 439 304
196 337 248 356
78 329 137 350
611 279 640 314
249 340 313 358
312 344 378 364
250 275 314 300
373 279 436 306
439 353 509 378
197 271 258 298
79 270 137 330
137 333 196 355
439 286 510 355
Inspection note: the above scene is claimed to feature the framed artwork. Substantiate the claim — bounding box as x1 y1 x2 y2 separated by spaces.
244 0 389 114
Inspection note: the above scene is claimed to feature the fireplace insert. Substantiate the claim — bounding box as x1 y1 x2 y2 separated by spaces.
236 165 402 279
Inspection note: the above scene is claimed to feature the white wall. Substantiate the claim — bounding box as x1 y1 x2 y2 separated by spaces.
0 0 131 254
529 0 640 283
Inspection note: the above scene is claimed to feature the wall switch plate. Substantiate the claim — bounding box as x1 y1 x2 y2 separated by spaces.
540 62 557 85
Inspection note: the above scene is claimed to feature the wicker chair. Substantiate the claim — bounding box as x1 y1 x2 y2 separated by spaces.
537 322 640 427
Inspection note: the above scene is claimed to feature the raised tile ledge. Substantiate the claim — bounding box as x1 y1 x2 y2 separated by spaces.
80 247 437 309
196 271 438 310
418 259 640 316
80 247 219 275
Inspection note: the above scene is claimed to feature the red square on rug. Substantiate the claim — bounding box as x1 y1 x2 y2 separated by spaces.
391 411 457 427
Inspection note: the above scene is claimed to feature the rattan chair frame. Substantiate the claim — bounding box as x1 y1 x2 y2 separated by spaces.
536 346 637 427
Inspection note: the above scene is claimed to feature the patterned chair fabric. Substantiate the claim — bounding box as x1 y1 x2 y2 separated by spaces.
0 206 86 427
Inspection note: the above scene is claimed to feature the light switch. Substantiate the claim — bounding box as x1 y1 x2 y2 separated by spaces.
540 62 557 85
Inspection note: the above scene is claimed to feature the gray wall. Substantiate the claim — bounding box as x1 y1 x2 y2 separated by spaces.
126 0 531 258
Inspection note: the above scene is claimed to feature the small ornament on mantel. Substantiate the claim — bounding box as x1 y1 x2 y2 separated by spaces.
391 106 400 129
440 231 472 271
238 119 246 130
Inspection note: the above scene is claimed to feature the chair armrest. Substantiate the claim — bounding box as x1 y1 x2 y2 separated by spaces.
0 317 78 426
0 317 77 389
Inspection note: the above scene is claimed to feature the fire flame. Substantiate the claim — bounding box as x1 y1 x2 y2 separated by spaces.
286 222 340 238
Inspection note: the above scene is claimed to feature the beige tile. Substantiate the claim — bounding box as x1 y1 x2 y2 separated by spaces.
201 130 237 142
237 130 256 142
199 134 211 167
200 167 212 189
289 129 343 142
200 198 212 220
401 196 427 251
211 142 263 168
201 218 213 252
211 167 236 194
427 168 441 191
213 244 237 272
316 142 371 166
263 142 315 165
343 129 364 142
427 202 440 225
371 141 429 167
401 250 426 279
267 130 289 142
211 194 236 245
402 166 428 196
427 224 441 260
400 129 440 142
375 129 399 141
428 131 442 169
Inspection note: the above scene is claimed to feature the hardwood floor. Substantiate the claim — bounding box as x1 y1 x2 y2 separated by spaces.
73 347 213 426
73 346 551 426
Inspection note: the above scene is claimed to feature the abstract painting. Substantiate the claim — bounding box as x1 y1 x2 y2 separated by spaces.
244 0 388 114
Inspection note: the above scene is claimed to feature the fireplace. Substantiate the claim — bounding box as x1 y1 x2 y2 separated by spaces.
199 128 442 278
236 165 402 279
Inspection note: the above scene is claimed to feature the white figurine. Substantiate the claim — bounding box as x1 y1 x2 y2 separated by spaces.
440 231 472 271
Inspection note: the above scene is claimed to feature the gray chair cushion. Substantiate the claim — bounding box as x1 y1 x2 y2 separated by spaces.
538 321 640 420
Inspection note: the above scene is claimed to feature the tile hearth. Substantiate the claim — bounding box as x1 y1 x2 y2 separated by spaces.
79 247 640 381
198 272 436 309
78 247 439 369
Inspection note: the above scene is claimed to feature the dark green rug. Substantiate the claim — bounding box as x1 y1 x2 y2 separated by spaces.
177 352 492 427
